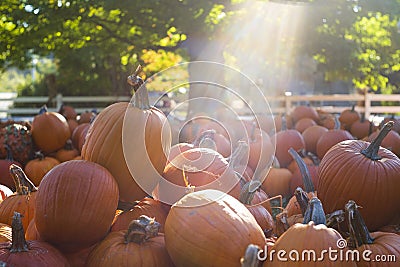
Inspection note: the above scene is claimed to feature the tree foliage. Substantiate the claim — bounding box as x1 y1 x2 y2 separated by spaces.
0 0 399 97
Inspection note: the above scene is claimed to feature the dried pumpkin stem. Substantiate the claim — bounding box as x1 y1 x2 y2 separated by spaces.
124 215 161 244
10 212 28 253
127 65 150 110
288 147 315 193
294 187 310 217
345 200 374 247
193 129 216 150
10 164 37 195
241 244 261 267
229 141 249 167
238 180 261 205
361 121 393 160
303 197 326 225
334 115 341 130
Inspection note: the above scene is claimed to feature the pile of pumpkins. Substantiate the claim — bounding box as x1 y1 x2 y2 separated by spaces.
0 72 399 266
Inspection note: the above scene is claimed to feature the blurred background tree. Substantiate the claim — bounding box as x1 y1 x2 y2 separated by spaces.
0 0 399 110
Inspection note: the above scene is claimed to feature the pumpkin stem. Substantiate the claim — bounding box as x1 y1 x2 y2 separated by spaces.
9 212 29 253
361 121 393 160
345 200 374 247
33 151 45 161
303 197 326 225
294 187 310 216
9 164 37 195
38 105 47 115
124 215 161 244
241 244 262 267
228 141 249 167
288 147 315 193
193 130 217 151
64 139 74 150
238 180 261 205
281 114 287 131
334 115 341 130
128 65 151 110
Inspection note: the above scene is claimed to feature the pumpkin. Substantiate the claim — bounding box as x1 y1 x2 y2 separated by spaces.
261 157 292 198
24 152 60 186
0 123 33 165
316 116 354 159
274 114 294 132
158 147 241 205
111 197 169 233
0 164 37 230
67 118 79 135
58 104 77 120
247 126 274 175
164 189 266 267
367 127 400 157
25 219 41 241
239 181 275 237
87 215 174 267
0 212 70 267
350 115 374 140
0 145 23 191
31 106 71 154
193 129 231 158
294 117 317 133
272 129 305 168
338 105 360 130
265 198 357 267
290 105 319 123
55 140 79 162
345 200 400 267
302 125 328 154
34 160 119 253
318 122 400 230
78 110 97 124
82 68 171 203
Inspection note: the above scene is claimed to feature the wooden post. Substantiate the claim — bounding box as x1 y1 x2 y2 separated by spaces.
364 92 371 118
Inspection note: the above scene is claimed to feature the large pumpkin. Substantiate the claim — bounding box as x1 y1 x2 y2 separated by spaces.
82 69 171 203
318 122 400 230
34 160 119 253
164 189 266 267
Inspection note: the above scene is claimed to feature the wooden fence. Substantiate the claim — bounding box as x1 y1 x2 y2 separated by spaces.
0 92 399 120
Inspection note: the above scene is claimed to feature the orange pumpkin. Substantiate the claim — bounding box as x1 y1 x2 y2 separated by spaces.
24 152 60 186
164 189 266 266
0 164 37 231
82 68 171 203
31 106 71 154
55 140 79 162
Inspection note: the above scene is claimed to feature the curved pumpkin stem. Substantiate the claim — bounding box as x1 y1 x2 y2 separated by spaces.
333 115 341 130
361 121 393 160
124 215 161 244
303 197 326 225
9 164 37 195
10 212 28 253
288 147 315 193
238 180 261 205
193 129 216 150
345 200 374 248
38 105 48 115
228 141 249 167
294 187 310 217
241 244 261 267
127 65 150 110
